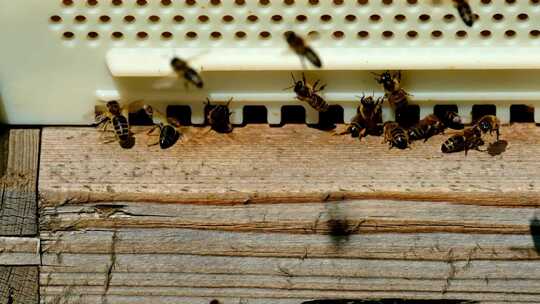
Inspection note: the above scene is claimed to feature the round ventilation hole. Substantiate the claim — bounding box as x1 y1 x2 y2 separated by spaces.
357 31 369 39
62 32 75 39
87 31 99 39
50 15 62 23
161 32 173 39
112 32 124 39
137 31 148 39
210 31 222 39
186 31 198 39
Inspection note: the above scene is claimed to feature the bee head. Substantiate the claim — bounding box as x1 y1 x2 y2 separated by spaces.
171 57 186 70
143 105 154 117
478 119 492 133
394 136 408 150
349 125 360 138
106 101 121 115
284 31 296 43
375 71 392 84
294 81 309 96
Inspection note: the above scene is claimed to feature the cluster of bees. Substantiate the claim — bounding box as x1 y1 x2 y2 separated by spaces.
95 0 484 151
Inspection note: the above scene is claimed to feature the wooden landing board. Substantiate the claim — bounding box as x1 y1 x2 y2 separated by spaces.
0 129 39 236
40 124 540 207
39 125 540 303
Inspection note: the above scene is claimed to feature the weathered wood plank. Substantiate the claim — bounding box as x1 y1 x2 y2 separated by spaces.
39 125 540 207
40 229 539 261
38 272 540 294
0 266 38 304
38 285 540 302
0 237 40 265
0 129 39 236
39 253 540 279
39 200 540 235
38 296 536 304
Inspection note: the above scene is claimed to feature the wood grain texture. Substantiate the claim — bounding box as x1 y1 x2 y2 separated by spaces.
39 125 540 207
0 266 38 304
40 200 540 235
0 237 40 265
0 129 39 236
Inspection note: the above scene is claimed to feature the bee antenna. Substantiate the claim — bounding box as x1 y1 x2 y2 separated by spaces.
291 73 296 83
205 97 211 106
226 98 233 107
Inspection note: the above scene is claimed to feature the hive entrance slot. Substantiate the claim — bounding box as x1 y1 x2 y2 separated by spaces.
242 106 268 125
397 105 420 128
280 106 306 125
472 105 496 123
167 105 192 126
510 105 534 123
318 105 344 129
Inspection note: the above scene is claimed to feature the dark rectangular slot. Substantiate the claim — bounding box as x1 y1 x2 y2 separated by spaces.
510 104 534 123
242 106 268 124
472 104 496 123
397 104 420 128
434 104 459 120
167 105 192 126
280 105 306 125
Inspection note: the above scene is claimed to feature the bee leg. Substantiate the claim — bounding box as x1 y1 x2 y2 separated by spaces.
358 128 367 141
147 139 159 147
146 125 159 135
101 136 117 145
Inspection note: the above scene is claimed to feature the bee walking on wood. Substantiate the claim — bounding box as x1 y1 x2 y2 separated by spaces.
284 31 322 68
475 115 500 141
95 100 134 149
285 73 329 112
454 0 475 27
408 114 446 142
441 126 484 154
383 121 410 150
205 98 233 133
171 57 204 88
438 110 464 130
338 95 383 139
142 105 181 149
374 71 410 122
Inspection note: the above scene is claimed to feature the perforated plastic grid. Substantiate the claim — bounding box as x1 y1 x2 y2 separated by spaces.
50 0 540 47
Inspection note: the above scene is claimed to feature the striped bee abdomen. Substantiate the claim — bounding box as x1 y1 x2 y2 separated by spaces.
306 94 329 112
112 115 129 141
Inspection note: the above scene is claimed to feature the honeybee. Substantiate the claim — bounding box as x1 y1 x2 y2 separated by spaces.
438 110 464 130
374 71 410 120
205 98 233 133
286 73 329 112
408 114 446 142
95 100 134 149
338 95 383 139
454 0 475 27
171 57 204 88
383 121 410 150
284 31 322 68
142 105 181 149
441 126 484 154
475 115 500 141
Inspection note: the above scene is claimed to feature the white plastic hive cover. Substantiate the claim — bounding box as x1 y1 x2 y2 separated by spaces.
2 0 540 125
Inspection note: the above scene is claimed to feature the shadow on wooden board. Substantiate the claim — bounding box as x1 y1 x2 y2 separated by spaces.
0 267 38 304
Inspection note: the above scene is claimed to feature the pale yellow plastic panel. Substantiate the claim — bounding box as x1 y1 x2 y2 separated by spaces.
1 0 540 124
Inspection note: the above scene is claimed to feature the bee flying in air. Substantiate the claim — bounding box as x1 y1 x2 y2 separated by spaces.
408 114 446 142
284 31 323 68
374 71 410 122
205 98 233 133
142 105 182 149
475 115 500 141
95 100 134 149
338 95 383 139
285 73 329 112
441 126 484 154
453 0 475 27
171 57 204 88
383 121 410 150
438 110 464 130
